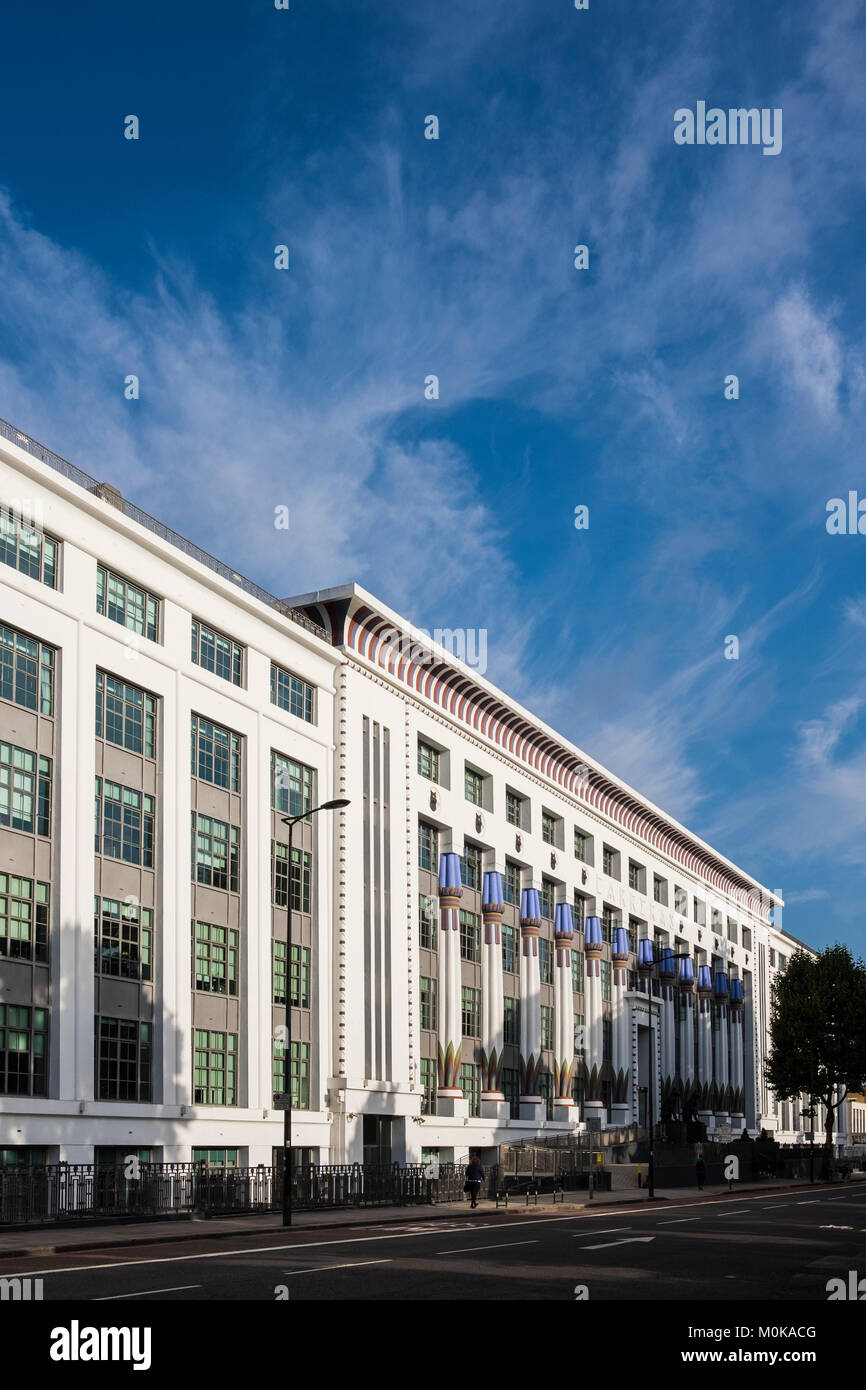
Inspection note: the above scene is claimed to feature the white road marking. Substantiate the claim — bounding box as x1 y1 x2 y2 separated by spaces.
437 1239 539 1255
571 1227 632 1236
93 1284 201 1300
714 1209 751 1217
6 1184 858 1280
657 1217 700 1225
580 1236 655 1250
283 1259 392 1275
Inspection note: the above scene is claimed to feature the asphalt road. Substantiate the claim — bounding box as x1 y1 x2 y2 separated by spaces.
3 1185 866 1302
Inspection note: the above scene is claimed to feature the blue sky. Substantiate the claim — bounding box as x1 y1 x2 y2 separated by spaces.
1 0 865 952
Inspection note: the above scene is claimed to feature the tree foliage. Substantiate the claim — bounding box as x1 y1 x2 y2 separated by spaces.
765 944 866 1170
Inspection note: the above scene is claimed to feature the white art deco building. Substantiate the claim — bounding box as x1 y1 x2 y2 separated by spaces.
0 419 818 1169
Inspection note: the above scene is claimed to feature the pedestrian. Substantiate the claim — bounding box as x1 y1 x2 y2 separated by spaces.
464 1154 485 1208
695 1155 707 1191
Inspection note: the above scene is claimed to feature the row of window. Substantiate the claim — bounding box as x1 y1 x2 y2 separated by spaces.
0 1006 311 1108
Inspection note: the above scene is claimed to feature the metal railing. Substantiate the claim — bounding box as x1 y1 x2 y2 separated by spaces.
0 1162 499 1226
0 416 327 642
0 1163 280 1227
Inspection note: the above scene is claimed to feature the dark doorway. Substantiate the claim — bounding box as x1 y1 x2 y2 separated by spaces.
363 1116 392 1166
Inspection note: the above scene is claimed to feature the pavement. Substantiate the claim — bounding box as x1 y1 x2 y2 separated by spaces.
1 1172 860 1257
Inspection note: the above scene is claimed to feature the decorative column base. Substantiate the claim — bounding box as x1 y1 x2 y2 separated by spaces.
437 1093 469 1118
610 1103 630 1126
696 1108 714 1132
519 1096 545 1124
583 1100 607 1129
552 1097 575 1125
714 1111 730 1126
730 1111 746 1128
480 1095 510 1123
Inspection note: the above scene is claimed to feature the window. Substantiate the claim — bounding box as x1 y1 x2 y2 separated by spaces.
538 1070 553 1120
418 821 439 873
95 898 152 980
459 909 481 963
540 880 554 920
602 905 618 943
271 663 314 722
271 841 312 913
503 861 521 906
417 740 440 782
502 922 516 973
461 986 480 1037
574 828 590 862
460 843 482 890
464 767 483 806
419 894 437 950
0 1005 47 1096
601 959 611 1002
288 1040 310 1109
194 1030 237 1105
0 743 51 835
0 875 49 963
539 937 553 984
505 790 522 827
711 908 722 932
94 779 154 866
573 893 587 930
674 885 687 916
459 1062 480 1117
271 751 313 818
504 995 519 1044
96 566 159 642
628 861 643 892
96 1018 151 1102
769 948 776 968
542 811 557 845
0 508 58 587
778 953 787 973
191 716 240 791
742 927 752 951
1 625 54 715
191 619 243 685
727 918 738 944
571 949 585 992
628 918 640 952
602 845 617 877
192 813 239 892
541 1005 554 1050
693 898 706 926
420 1057 436 1114
192 1148 239 1168
290 944 311 1007
420 976 437 1031
95 672 156 757
503 1068 520 1119
654 875 667 905
193 921 238 995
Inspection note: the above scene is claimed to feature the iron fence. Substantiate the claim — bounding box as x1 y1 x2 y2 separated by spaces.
0 1161 500 1226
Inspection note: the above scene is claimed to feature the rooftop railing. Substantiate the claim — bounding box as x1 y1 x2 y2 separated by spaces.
0 415 327 642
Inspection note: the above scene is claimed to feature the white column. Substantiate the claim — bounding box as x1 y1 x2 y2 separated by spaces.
659 951 677 1118
714 973 730 1123
583 916 606 1127
480 871 509 1122
696 965 714 1130
610 927 631 1125
679 958 695 1119
519 888 544 1124
436 852 467 1118
729 978 745 1124
553 903 576 1123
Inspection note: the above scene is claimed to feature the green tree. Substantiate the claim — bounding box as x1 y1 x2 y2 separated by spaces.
765 945 866 1179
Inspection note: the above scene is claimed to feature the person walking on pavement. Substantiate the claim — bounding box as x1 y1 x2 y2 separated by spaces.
464 1155 485 1208
695 1154 707 1191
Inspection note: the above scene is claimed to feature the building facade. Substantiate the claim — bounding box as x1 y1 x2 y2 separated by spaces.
0 419 817 1169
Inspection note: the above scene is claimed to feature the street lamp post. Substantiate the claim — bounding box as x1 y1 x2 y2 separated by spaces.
281 797 349 1228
